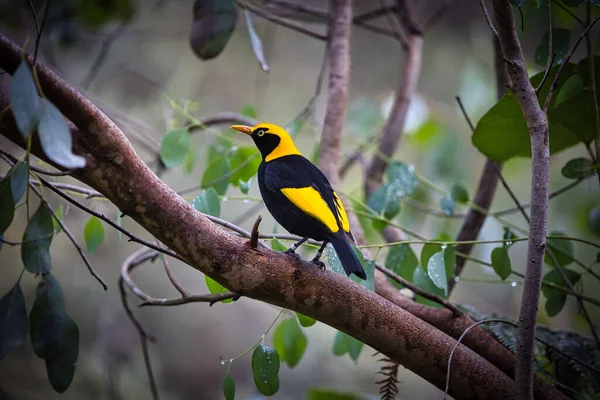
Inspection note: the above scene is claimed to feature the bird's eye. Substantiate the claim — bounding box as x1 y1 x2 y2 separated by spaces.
256 129 265 137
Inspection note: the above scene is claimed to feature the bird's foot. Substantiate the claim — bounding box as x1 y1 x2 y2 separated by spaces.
284 248 302 261
312 259 326 271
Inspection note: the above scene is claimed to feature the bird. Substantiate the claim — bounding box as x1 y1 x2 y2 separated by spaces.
230 122 367 280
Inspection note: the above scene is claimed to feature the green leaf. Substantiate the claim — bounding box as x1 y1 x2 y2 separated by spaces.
38 99 86 169
83 216 104 254
29 274 69 360
160 128 191 168
307 389 366 400
545 231 574 267
202 156 230 196
239 178 252 194
491 246 512 280
240 104 258 118
205 276 232 303
10 60 42 138
271 238 287 252
535 29 571 66
52 204 64 233
473 63 595 162
385 243 418 287
332 331 363 363
44 315 78 393
451 184 469 203
183 147 198 174
444 245 456 278
503 227 518 244
0 176 15 235
366 183 401 230
412 268 445 307
251 344 280 396
192 187 221 217
356 259 375 292
440 196 455 216
22 203 54 274
542 268 581 317
326 243 346 276
228 146 260 187
386 161 418 197
427 251 448 296
561 0 585 6
9 160 28 204
421 243 442 272
189 0 237 60
207 135 233 166
272 317 307 368
509 0 527 6
0 282 28 360
561 158 594 179
223 372 235 400
556 74 584 106
310 143 321 165
296 313 316 328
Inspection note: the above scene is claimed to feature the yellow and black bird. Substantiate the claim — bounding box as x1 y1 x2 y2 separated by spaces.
231 123 367 280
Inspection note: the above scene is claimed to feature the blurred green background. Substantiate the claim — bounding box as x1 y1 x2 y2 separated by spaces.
1 1 599 399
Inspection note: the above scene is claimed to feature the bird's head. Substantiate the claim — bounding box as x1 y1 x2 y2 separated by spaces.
230 122 301 162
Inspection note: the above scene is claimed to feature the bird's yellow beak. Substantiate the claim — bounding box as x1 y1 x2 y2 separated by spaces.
230 125 252 135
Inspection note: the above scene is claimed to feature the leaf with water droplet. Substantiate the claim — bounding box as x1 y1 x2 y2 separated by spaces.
251 344 279 396
192 187 221 218
326 243 346 276
440 195 455 216
412 268 446 307
202 156 230 196
427 251 448 296
386 161 417 197
229 146 260 188
385 244 418 287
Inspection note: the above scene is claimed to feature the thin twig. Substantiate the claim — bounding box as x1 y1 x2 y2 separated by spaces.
118 248 159 400
535 52 555 94
585 2 600 184
27 0 40 36
157 241 190 297
29 183 108 290
423 0 453 31
551 0 584 26
0 149 76 177
375 263 463 316
479 0 500 44
121 248 238 307
32 0 50 63
37 175 186 262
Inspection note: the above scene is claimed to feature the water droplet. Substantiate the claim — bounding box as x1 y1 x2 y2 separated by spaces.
506 241 513 246
441 243 447 250
454 276 460 282
243 198 250 204
510 281 517 287
222 197 228 202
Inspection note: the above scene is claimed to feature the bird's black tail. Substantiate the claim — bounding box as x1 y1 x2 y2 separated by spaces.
329 234 367 280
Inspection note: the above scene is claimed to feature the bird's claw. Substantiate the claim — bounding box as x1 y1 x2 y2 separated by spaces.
284 249 302 261
312 259 326 271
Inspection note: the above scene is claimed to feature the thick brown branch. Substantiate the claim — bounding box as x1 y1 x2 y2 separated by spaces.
318 0 352 184
0 33 517 399
491 2 551 399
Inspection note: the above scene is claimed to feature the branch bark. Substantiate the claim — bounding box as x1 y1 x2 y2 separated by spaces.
0 34 517 400
364 33 422 196
318 0 352 184
490 2 551 399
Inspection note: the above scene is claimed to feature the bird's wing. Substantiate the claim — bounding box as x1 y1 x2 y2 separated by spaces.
264 157 350 234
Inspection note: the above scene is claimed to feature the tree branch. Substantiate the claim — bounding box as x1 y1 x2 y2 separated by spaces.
0 33 519 399
491 1 551 398
364 29 422 196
